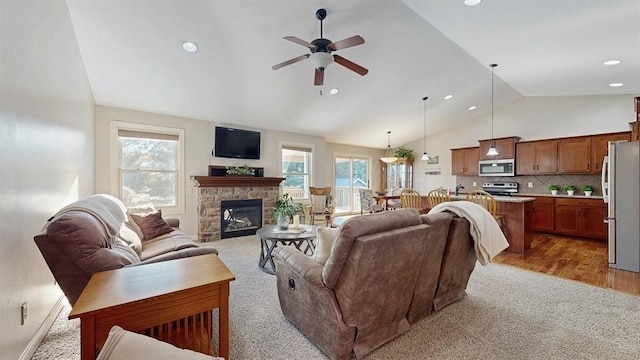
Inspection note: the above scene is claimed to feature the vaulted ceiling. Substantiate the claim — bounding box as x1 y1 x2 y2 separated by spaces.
66 0 639 148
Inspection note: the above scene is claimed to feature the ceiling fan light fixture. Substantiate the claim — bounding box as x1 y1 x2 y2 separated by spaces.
380 131 398 163
309 52 334 71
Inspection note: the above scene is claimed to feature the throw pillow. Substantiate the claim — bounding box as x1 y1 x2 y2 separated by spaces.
129 209 174 241
314 226 340 265
117 222 143 256
97 325 220 360
126 204 156 239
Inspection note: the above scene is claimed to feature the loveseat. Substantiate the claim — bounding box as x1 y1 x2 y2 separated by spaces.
34 194 218 306
273 208 478 360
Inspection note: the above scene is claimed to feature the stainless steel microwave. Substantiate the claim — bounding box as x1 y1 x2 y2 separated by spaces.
478 159 515 177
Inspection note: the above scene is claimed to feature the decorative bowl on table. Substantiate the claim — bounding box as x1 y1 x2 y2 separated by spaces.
375 190 387 196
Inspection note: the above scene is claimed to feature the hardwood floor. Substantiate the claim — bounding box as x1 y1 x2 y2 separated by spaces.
494 232 640 296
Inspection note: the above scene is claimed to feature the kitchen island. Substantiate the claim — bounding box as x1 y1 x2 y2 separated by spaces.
429 194 535 255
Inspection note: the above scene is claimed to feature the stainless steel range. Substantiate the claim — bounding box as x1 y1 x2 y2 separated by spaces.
482 181 518 196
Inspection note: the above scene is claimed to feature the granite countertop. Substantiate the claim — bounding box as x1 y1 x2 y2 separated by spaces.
450 194 535 203
513 193 605 200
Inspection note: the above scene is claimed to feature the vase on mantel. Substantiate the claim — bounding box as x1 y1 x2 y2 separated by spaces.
551 190 558 195
567 190 575 196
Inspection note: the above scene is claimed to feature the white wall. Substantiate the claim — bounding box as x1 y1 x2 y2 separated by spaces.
95 106 328 237
405 95 635 194
0 1 95 358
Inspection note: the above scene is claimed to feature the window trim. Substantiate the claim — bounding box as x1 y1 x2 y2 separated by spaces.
280 142 314 201
110 121 185 214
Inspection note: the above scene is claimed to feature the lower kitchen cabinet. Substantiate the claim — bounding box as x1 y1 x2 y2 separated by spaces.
532 197 555 232
524 196 607 241
554 198 607 240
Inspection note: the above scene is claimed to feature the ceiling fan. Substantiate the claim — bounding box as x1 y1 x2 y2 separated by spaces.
272 8 368 86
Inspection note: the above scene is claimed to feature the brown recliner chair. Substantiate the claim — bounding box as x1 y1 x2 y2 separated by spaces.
273 209 431 359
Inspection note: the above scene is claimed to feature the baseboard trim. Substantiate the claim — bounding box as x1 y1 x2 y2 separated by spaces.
19 295 66 360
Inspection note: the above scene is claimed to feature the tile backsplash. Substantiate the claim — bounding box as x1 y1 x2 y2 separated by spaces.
455 174 602 196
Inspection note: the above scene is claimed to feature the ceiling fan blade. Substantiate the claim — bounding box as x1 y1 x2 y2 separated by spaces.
284 36 315 49
333 55 368 76
272 54 309 70
314 69 324 86
329 35 365 51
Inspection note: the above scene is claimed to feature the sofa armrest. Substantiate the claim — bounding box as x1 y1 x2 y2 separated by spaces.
164 218 180 228
130 247 218 266
273 246 324 287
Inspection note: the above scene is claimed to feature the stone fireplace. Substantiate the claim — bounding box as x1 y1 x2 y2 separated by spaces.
191 176 284 242
220 199 262 238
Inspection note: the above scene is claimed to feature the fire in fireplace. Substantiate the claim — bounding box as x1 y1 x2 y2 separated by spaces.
220 199 263 239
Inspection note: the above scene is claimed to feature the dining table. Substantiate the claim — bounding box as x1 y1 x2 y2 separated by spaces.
373 194 401 210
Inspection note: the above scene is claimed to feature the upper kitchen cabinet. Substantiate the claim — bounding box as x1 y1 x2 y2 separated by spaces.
590 132 630 174
478 136 520 160
516 140 558 175
630 121 639 142
451 147 479 176
558 136 592 173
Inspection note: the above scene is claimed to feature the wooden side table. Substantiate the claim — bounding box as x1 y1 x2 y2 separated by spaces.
69 254 235 360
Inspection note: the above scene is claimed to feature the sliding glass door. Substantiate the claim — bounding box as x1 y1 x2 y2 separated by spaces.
334 157 370 214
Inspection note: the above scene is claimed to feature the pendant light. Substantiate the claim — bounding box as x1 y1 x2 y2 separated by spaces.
380 131 398 163
486 63 499 157
421 96 430 161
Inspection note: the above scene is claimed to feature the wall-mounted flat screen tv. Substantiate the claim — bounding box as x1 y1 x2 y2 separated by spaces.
214 126 261 159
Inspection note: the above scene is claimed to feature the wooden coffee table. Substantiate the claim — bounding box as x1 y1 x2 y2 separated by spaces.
257 225 317 274
69 254 235 360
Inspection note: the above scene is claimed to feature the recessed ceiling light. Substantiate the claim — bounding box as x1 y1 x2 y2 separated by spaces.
609 82 624 87
182 42 198 53
444 94 454 100
603 59 622 66
329 88 339 95
464 0 482 6
468 105 477 111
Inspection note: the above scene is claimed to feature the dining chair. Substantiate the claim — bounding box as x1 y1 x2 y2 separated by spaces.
426 189 451 208
400 188 423 211
358 189 384 215
308 186 334 225
386 188 403 210
465 190 504 224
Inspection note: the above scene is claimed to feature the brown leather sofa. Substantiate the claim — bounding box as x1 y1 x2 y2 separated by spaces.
34 194 218 306
273 208 476 360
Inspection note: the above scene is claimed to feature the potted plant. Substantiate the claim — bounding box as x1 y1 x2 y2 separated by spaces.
225 164 255 176
273 193 303 229
548 184 559 195
565 185 577 196
394 147 415 162
583 185 594 197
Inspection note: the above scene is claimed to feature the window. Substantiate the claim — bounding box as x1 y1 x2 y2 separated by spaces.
111 122 184 213
281 145 312 200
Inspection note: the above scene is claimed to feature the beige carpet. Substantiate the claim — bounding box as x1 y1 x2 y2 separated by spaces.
32 235 640 359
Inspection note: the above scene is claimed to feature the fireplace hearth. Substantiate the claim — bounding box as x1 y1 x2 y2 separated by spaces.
220 199 263 239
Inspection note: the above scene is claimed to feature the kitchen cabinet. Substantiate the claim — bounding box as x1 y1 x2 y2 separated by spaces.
532 197 555 232
380 158 413 191
558 136 591 173
554 198 607 240
478 136 519 160
451 147 479 175
630 121 639 142
515 140 557 175
591 132 630 174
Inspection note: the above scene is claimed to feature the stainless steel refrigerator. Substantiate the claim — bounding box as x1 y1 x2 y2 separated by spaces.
602 141 640 272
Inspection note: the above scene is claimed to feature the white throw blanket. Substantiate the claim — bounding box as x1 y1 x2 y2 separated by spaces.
428 201 509 265
46 194 128 242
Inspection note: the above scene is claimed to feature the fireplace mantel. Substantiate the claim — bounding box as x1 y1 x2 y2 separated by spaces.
191 176 284 188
